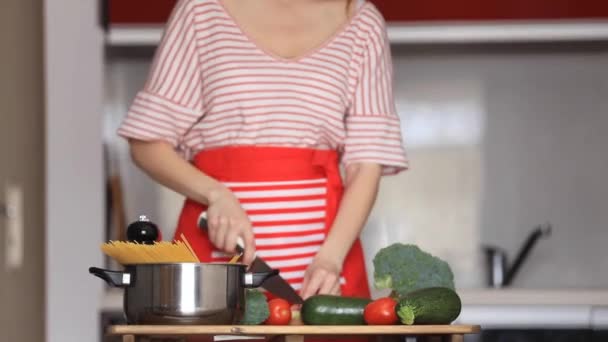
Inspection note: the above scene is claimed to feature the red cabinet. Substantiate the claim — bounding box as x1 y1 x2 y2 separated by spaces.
108 0 176 24
107 0 608 24
373 0 608 21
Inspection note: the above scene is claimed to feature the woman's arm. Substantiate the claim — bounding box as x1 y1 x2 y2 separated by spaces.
300 162 382 298
130 140 221 205
129 139 256 264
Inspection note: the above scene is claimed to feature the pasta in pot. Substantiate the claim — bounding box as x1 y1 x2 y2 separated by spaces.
101 240 199 265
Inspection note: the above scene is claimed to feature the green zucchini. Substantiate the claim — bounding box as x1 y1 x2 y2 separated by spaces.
396 287 462 325
301 295 371 325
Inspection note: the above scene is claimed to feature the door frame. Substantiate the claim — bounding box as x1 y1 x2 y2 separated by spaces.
44 0 105 341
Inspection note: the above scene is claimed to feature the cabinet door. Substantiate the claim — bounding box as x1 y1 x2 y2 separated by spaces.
108 0 176 24
106 0 608 24
371 0 608 22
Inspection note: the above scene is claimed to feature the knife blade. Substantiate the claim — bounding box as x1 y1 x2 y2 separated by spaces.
197 212 304 304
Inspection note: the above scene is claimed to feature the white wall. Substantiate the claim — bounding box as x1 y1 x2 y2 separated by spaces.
480 48 608 288
44 0 104 341
384 44 608 289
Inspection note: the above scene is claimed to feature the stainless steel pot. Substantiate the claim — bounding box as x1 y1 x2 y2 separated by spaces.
89 263 278 325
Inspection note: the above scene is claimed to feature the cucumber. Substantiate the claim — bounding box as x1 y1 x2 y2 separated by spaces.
301 295 371 325
396 287 462 325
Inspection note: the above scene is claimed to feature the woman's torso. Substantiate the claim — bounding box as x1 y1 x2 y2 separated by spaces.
160 0 379 156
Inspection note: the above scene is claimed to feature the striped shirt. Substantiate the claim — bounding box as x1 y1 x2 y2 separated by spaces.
118 0 408 174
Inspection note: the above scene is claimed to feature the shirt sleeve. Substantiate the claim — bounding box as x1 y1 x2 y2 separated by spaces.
342 16 408 175
117 0 203 151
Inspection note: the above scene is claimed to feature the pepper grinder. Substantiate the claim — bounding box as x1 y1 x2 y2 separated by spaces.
126 215 161 244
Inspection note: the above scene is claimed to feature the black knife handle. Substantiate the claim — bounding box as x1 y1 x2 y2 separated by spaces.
197 211 245 254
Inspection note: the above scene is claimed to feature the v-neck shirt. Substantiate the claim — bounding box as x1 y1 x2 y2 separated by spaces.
118 0 408 174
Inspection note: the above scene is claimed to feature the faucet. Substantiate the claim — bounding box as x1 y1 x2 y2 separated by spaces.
483 223 552 288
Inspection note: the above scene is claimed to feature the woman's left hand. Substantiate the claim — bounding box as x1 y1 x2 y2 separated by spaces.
300 252 342 299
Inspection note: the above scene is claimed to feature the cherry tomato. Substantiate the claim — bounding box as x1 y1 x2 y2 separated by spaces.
363 297 398 325
265 298 292 325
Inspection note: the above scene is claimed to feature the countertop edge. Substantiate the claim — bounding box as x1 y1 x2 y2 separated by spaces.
458 289 608 306
106 21 608 46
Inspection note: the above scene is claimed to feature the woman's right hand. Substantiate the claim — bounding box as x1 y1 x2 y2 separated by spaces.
206 186 256 265
127 141 256 264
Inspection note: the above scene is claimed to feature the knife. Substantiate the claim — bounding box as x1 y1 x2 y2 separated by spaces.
197 212 304 304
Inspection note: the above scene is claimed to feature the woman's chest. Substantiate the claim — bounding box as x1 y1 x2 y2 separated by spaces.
193 56 354 145
200 56 355 120
219 0 352 60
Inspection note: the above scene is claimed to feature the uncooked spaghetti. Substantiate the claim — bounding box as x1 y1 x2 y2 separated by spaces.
101 240 199 265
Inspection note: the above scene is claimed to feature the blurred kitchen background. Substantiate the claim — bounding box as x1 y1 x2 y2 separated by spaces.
1 0 608 341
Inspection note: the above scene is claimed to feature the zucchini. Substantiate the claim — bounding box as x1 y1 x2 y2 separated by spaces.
301 295 371 325
396 287 461 325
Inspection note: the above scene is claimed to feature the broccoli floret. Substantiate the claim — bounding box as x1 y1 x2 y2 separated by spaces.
397 304 416 325
240 289 269 325
373 244 454 297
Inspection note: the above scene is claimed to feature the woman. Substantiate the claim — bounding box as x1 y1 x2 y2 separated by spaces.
118 0 407 301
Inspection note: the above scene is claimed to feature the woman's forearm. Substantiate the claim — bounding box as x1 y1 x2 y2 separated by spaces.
319 163 382 264
129 140 224 205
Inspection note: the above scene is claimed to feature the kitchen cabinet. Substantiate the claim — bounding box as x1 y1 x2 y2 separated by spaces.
372 0 608 22
480 329 607 342
105 0 608 25
106 0 175 24
105 0 608 44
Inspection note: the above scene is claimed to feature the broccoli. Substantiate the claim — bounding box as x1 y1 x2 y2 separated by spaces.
373 243 455 297
240 289 269 325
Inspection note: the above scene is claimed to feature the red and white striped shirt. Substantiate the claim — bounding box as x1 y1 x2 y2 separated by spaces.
118 0 408 174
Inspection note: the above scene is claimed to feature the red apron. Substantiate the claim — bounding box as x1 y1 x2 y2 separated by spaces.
174 146 370 299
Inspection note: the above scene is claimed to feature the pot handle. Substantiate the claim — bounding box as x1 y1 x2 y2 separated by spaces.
243 270 280 288
89 267 132 288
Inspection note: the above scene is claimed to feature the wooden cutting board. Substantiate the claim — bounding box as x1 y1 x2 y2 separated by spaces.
109 325 480 335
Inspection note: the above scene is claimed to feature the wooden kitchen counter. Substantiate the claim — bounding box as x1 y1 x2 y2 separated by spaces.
109 324 481 342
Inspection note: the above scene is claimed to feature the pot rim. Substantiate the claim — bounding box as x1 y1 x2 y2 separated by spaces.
122 262 247 267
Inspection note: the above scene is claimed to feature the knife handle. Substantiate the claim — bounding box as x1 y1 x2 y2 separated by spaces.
197 211 245 254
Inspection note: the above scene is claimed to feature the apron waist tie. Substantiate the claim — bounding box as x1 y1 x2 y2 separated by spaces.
312 150 343 232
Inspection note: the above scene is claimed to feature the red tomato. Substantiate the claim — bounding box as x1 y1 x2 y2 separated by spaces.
363 297 398 325
265 298 292 325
